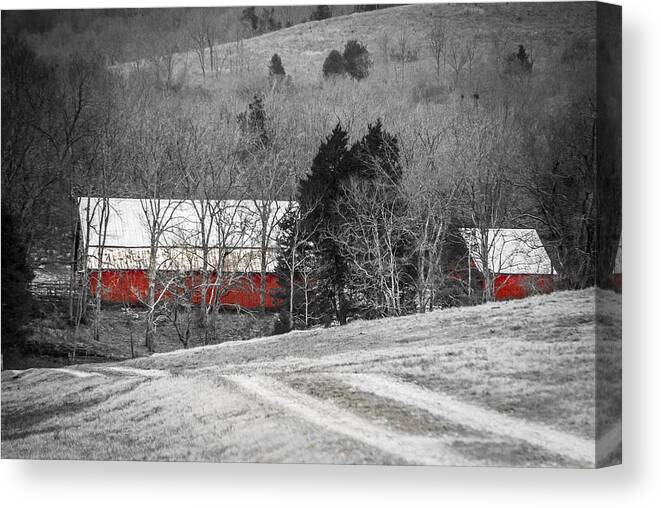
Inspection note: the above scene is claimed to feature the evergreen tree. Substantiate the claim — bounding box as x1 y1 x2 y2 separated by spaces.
241 7 259 32
294 121 415 323
343 39 372 80
354 5 383 13
297 123 351 325
349 119 402 182
269 53 286 77
237 94 269 147
506 44 533 74
310 5 332 22
322 49 347 78
1 208 34 355
259 8 282 33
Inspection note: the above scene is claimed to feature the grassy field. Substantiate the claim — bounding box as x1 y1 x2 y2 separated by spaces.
118 3 595 86
2 289 621 467
108 2 596 188
4 304 276 370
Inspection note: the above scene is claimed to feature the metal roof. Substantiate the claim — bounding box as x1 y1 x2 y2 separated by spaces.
79 197 293 271
459 228 555 275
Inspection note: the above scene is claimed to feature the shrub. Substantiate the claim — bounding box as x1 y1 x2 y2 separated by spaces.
272 310 292 335
389 46 419 63
269 53 286 77
343 39 372 80
259 7 282 33
310 5 332 22
237 94 269 146
505 44 533 74
411 79 448 104
435 279 473 308
322 49 347 78
241 7 259 32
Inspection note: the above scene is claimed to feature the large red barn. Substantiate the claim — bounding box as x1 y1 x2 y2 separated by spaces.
459 228 556 301
78 197 292 311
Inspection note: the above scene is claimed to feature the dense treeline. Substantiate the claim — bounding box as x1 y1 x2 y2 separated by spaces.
1 5 620 348
1 6 360 66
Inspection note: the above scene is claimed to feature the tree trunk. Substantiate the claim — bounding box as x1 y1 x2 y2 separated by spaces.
260 247 267 313
335 282 347 325
145 244 158 352
289 240 296 325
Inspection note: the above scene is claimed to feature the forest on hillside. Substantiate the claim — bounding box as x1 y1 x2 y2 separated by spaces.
1 5 375 64
1 4 620 352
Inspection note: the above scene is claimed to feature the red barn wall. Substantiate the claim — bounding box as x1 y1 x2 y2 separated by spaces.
88 270 284 311
491 274 555 301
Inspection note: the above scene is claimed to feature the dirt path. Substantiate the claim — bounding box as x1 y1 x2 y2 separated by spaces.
214 341 459 375
226 374 481 466
336 372 595 466
103 366 169 378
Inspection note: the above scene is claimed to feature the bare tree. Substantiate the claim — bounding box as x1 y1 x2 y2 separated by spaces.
445 35 469 90
129 105 186 351
252 192 288 313
392 26 418 81
519 97 598 288
429 18 447 80
87 100 127 341
142 10 185 89
275 200 323 329
450 102 520 302
188 11 209 77
44 53 111 325
405 126 463 311
332 172 410 318
187 9 230 78
378 30 391 71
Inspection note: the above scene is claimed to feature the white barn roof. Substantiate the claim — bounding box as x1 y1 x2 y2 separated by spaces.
459 228 555 275
78 197 293 271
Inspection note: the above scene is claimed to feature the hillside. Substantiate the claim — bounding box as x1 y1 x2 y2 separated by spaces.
2 289 621 467
106 1 600 209
117 3 595 86
22 2 600 269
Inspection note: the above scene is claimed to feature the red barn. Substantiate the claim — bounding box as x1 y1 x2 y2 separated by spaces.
459 228 556 301
78 197 292 311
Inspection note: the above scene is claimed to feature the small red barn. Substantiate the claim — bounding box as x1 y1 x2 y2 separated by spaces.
459 228 556 301
78 197 292 311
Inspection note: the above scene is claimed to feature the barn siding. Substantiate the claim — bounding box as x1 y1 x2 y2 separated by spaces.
89 271 285 311
491 274 555 300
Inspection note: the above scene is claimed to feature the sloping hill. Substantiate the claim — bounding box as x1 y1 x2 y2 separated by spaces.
2 289 621 467
117 2 595 86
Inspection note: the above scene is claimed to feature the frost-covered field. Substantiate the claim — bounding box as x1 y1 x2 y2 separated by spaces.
1 289 621 467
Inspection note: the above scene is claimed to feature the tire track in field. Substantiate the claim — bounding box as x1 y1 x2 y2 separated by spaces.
226 374 479 466
1 367 103 379
103 366 169 378
336 372 595 466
